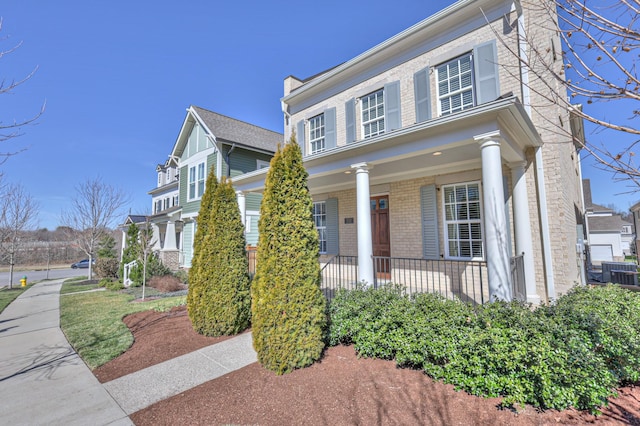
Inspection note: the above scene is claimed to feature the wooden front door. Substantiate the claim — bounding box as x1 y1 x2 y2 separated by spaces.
371 195 390 275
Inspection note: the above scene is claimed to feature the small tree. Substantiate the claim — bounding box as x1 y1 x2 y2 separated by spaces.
251 135 326 374
187 167 218 331
61 177 128 279
120 222 142 284
138 220 155 300
0 183 39 288
194 177 250 336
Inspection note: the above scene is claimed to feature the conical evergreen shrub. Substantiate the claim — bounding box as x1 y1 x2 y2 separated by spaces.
251 135 327 374
197 177 251 335
187 167 218 333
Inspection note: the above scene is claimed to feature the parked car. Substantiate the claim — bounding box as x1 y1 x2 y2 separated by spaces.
71 259 94 269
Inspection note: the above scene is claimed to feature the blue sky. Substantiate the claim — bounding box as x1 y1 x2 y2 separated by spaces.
1 1 635 230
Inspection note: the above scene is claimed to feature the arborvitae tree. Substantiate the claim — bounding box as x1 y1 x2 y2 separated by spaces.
120 223 142 283
97 234 117 258
251 135 326 374
187 166 218 332
196 177 250 336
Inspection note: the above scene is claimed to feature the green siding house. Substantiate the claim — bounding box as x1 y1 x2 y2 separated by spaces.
149 105 281 269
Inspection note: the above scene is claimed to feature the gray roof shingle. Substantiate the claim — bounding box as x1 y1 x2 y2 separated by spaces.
192 106 282 153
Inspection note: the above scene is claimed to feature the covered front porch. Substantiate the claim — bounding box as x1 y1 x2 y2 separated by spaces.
235 96 544 303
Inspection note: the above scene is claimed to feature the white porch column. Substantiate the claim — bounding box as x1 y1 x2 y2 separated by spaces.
163 220 177 251
152 223 162 251
510 162 540 304
351 162 374 286
475 132 512 301
236 190 246 226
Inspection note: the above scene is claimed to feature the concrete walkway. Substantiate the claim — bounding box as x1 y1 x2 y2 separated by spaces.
0 279 257 425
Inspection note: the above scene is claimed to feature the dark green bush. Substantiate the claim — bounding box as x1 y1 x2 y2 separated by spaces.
327 284 640 413
187 168 218 332
104 280 124 291
252 137 326 374
196 178 251 336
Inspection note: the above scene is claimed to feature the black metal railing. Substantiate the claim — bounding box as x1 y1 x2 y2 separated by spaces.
510 253 526 302
373 256 488 304
254 252 526 306
320 255 359 300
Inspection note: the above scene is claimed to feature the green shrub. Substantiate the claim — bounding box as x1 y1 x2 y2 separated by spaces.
104 280 124 291
327 284 640 413
187 168 218 332
98 278 113 287
252 137 326 374
195 178 251 336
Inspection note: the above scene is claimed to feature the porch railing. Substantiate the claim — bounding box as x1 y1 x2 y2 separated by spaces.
373 256 488 304
252 251 524 306
320 255 359 300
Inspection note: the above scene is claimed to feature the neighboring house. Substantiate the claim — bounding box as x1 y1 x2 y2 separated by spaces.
119 215 148 261
234 0 586 303
583 179 635 263
149 105 282 269
631 202 640 256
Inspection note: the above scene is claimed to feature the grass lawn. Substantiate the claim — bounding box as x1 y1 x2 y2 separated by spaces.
60 280 100 295
0 283 34 314
60 288 186 369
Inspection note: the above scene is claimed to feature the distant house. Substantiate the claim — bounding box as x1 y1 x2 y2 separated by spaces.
583 179 634 263
234 0 587 303
147 105 282 269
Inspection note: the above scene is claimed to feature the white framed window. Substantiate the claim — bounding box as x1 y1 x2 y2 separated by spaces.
188 166 196 200
361 89 385 138
173 194 179 207
189 162 206 201
309 114 325 154
436 53 475 116
197 162 205 197
157 173 162 187
313 201 327 254
256 159 270 170
443 182 483 260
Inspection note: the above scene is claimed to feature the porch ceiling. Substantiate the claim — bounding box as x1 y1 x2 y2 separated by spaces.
234 96 541 195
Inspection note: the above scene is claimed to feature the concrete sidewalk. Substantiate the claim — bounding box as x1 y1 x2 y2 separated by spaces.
0 280 132 426
0 279 258 424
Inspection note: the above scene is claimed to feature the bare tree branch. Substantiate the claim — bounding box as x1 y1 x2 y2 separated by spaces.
0 182 39 288
492 0 640 191
0 17 45 163
60 177 130 280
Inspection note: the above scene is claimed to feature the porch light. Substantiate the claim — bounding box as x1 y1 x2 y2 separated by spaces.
432 151 442 156
344 170 352 174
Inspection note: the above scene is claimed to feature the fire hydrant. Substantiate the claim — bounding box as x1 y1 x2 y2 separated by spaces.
20 276 27 287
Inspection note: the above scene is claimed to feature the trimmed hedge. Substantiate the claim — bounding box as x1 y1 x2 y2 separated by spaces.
196 178 251 336
251 136 326 374
187 168 218 333
328 284 640 413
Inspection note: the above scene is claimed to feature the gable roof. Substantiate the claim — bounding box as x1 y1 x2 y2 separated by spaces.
192 106 282 153
170 106 282 159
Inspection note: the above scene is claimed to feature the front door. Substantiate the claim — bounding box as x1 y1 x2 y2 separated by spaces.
371 195 390 275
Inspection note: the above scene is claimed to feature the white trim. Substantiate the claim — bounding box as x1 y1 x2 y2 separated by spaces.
256 159 270 169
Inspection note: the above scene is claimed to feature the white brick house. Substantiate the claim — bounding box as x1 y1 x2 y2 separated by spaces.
234 0 586 303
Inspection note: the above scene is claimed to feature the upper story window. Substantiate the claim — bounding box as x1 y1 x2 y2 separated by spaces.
309 114 325 154
157 172 163 187
361 89 385 138
436 53 475 116
443 182 483 260
313 201 327 254
189 162 206 201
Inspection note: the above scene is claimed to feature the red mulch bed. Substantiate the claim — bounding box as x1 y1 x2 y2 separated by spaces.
96 306 640 425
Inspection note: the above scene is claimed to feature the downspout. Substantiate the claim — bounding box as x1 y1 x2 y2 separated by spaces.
514 0 556 301
226 143 237 177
